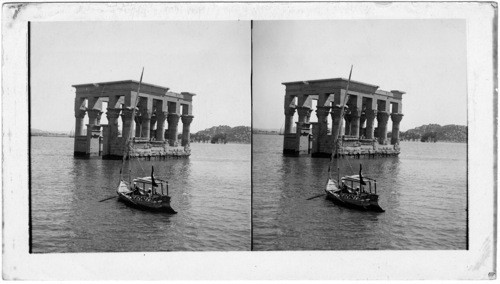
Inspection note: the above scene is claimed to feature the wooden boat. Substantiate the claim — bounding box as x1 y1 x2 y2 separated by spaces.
324 66 385 212
116 68 176 213
117 176 176 213
325 172 384 212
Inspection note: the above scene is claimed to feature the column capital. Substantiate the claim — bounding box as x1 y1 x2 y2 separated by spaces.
181 115 194 125
75 109 86 118
106 108 121 119
121 108 135 119
316 106 331 118
156 110 168 120
346 107 361 119
390 113 404 123
140 109 152 120
330 105 345 119
285 107 296 116
87 109 103 119
377 111 390 124
167 113 180 123
296 106 312 117
365 109 378 120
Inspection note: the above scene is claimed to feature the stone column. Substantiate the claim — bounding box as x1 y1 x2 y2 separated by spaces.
106 108 121 139
181 115 194 146
141 111 152 140
347 108 361 137
344 116 352 136
134 115 142 137
155 111 167 141
316 106 330 141
365 109 378 139
376 111 390 145
87 109 102 126
296 106 312 123
330 105 344 140
149 113 157 140
167 113 180 146
360 113 367 137
121 108 134 141
390 113 404 145
75 109 86 136
284 107 296 134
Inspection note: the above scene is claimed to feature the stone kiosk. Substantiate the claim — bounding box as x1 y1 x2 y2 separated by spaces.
73 80 195 159
282 78 404 157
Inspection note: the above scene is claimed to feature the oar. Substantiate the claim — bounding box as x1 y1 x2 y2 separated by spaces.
99 196 117 202
306 193 326 200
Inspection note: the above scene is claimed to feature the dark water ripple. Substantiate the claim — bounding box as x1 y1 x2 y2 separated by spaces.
252 134 467 250
31 137 250 252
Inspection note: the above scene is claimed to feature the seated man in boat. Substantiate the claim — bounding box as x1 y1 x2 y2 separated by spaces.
340 182 351 194
132 184 142 195
355 187 361 195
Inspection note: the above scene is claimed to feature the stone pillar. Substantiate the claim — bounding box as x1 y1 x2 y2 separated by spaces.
167 113 180 146
121 108 134 141
316 106 330 151
365 109 378 139
296 106 312 123
360 113 367 137
75 109 86 136
155 111 167 141
141 111 152 140
106 108 121 140
347 108 361 137
284 107 296 134
87 109 102 126
134 115 142 137
181 115 194 146
344 116 352 136
390 113 404 145
376 111 390 145
330 105 344 140
150 115 157 139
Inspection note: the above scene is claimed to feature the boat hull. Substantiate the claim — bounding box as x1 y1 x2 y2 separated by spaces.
117 192 177 213
325 190 385 212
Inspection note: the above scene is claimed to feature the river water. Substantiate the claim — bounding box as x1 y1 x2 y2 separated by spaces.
31 136 250 252
252 134 467 250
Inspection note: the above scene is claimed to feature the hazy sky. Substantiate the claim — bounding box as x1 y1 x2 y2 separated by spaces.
31 21 251 132
253 20 467 131
31 20 467 133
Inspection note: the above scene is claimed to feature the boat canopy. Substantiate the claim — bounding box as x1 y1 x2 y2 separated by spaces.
133 177 167 184
341 175 376 183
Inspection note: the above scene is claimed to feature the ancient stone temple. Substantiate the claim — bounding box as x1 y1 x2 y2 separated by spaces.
282 78 404 157
73 80 195 159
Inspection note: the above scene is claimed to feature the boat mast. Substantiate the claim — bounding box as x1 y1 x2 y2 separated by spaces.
328 65 353 179
120 68 144 183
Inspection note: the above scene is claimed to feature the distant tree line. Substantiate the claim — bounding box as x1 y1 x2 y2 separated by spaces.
191 125 251 144
399 124 467 143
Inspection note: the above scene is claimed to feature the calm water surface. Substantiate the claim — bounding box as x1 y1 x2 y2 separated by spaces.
31 136 250 252
252 134 467 250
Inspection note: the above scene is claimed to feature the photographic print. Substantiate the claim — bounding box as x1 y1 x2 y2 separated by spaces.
252 20 468 250
29 21 251 252
2 2 495 280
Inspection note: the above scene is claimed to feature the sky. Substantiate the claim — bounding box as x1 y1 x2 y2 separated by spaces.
31 20 467 133
252 20 467 131
31 21 251 133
